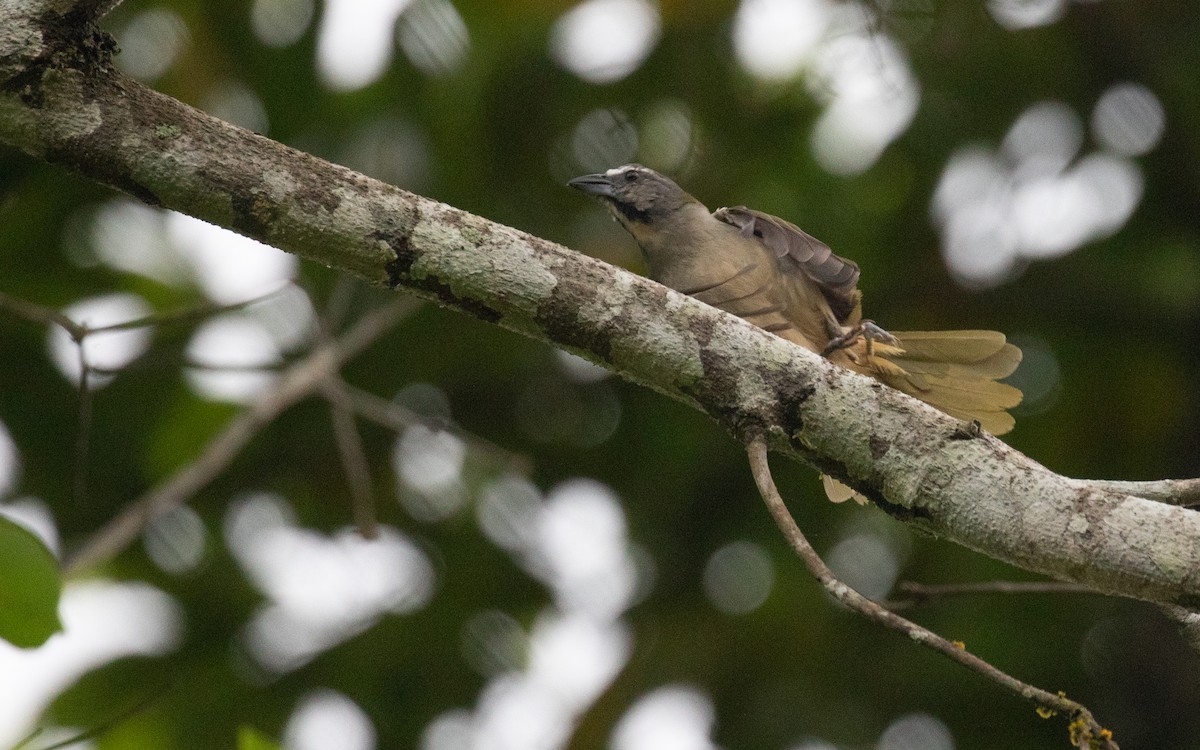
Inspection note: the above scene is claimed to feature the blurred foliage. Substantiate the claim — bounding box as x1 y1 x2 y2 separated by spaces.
237 726 283 750
2 0 1199 749
0 517 61 648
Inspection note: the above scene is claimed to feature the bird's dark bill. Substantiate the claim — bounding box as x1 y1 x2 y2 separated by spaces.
568 173 615 198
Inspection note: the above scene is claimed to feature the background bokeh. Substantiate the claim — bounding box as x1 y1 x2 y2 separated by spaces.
2 0 1199 748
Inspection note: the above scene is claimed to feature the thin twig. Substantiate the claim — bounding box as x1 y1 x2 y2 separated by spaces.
0 291 87 339
89 359 286 376
338 382 533 475
83 285 287 334
64 300 418 574
745 439 1117 750
0 288 285 338
30 687 161 750
1081 478 1200 507
74 347 93 507
3 287 290 511
323 275 359 333
887 580 1099 609
321 379 379 540
8 726 44 750
313 277 378 538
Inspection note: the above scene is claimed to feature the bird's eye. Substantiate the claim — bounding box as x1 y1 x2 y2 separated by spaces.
624 170 639 182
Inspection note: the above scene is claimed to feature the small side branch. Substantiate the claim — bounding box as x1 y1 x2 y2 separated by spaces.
321 379 379 540
338 382 532 475
888 580 1098 609
63 300 417 574
1 287 292 509
1081 478 1200 507
746 439 1117 750
74 344 93 506
0 291 87 338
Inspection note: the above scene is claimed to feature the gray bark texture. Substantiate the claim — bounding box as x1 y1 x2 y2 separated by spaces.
3 1 1199 607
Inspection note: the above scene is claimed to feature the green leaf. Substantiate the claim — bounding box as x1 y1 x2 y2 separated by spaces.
0 515 62 647
237 726 282 750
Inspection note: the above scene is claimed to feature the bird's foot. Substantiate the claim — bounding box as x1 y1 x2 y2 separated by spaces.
821 320 901 358
950 419 984 440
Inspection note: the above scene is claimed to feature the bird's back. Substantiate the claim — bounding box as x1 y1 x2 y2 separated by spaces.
703 207 1024 436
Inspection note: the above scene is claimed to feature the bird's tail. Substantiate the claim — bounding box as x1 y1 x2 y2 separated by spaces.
871 330 1023 435
823 330 1022 504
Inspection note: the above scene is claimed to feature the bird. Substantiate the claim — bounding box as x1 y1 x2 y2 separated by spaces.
570 164 1022 502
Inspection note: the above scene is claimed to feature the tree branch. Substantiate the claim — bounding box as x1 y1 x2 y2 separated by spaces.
4 6 1199 607
1082 478 1200 507
885 580 1100 610
746 439 1117 750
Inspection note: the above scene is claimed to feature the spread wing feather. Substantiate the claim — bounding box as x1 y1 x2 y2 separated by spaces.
714 206 861 323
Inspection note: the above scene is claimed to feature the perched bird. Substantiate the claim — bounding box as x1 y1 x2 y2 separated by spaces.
570 165 1022 500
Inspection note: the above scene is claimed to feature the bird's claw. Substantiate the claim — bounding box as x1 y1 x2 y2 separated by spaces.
822 320 900 357
860 321 901 348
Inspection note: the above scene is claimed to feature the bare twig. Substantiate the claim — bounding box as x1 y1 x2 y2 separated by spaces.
888 580 1099 608
321 379 379 540
2 287 291 507
1081 478 1200 507
30 686 160 750
0 292 87 339
8 726 45 750
746 438 1118 750
0 292 95 505
0 288 284 339
338 382 533 475
74 345 93 507
83 285 288 334
312 277 379 539
323 275 359 333
89 359 285 376
64 300 418 574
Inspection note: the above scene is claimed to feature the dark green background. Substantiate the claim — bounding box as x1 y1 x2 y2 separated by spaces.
1 1 1198 748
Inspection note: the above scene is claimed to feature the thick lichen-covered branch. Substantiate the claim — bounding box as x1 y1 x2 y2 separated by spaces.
3 1 1199 607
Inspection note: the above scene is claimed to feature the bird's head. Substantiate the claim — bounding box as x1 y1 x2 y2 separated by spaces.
568 164 696 228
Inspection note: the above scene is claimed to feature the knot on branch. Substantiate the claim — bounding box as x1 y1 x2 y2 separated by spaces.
2 7 117 105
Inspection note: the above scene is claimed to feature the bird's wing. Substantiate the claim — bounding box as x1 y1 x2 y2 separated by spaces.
714 206 861 323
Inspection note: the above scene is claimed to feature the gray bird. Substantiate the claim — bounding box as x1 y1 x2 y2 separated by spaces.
570 164 1021 499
